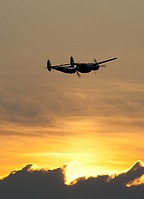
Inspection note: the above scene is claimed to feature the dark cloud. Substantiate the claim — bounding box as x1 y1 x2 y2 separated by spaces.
0 161 144 199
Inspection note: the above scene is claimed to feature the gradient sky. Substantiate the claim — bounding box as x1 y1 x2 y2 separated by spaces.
0 0 144 181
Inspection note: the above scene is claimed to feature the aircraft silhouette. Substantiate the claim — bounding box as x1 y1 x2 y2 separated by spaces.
46 56 117 77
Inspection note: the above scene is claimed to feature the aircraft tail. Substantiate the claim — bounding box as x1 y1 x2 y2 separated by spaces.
47 60 52 71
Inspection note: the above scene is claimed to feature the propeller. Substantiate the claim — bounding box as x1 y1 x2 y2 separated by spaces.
76 71 81 77
93 58 97 63
93 58 106 68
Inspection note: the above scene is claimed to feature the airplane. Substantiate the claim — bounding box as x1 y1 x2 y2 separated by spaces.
46 56 117 76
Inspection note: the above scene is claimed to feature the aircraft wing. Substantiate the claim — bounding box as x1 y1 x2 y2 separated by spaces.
97 57 117 65
75 57 117 67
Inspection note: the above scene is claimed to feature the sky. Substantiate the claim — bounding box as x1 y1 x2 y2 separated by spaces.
0 0 144 189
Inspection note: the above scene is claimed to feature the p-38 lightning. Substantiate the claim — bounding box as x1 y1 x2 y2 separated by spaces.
45 56 117 76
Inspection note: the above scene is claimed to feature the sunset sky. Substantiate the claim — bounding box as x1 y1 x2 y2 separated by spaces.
0 0 144 184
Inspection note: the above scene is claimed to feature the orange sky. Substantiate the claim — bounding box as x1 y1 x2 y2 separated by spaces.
0 0 144 181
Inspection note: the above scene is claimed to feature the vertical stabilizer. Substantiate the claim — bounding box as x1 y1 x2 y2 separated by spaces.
47 60 52 71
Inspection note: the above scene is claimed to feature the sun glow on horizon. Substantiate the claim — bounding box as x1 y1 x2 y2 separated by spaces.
64 161 94 185
63 160 118 185
0 116 144 181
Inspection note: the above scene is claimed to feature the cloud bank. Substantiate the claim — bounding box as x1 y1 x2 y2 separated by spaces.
0 161 144 199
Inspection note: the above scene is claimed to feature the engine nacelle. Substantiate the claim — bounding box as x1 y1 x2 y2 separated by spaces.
70 56 75 67
47 60 52 71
